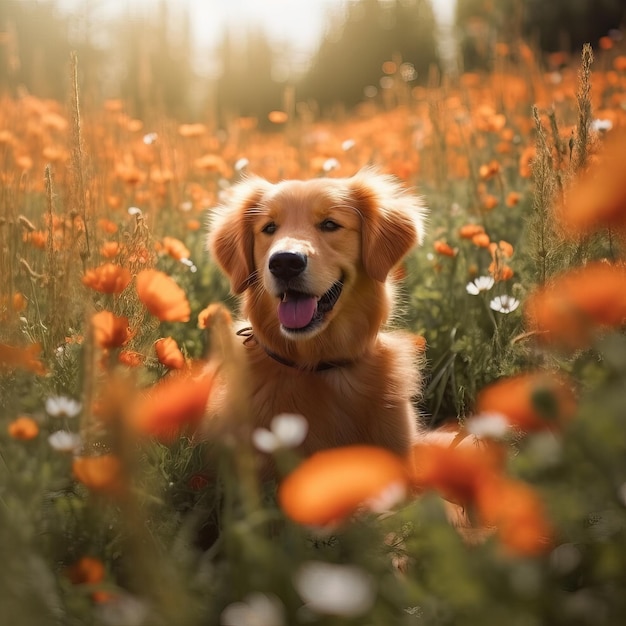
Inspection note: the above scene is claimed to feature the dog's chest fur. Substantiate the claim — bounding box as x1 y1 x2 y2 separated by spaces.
241 330 423 456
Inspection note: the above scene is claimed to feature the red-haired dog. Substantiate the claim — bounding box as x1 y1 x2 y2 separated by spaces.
206 168 427 460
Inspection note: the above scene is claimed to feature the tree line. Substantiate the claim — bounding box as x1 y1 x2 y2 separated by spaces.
0 0 624 124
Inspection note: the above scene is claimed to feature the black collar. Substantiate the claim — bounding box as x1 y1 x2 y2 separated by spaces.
236 327 353 372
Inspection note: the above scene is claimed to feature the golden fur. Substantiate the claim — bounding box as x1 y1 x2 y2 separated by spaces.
206 168 427 459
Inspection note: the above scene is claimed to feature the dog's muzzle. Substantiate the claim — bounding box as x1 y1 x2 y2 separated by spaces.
268 251 343 332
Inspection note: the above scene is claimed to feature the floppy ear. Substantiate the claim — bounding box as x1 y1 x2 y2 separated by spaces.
350 169 426 282
208 177 271 294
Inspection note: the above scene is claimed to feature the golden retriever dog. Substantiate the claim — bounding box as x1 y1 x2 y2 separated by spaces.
205 168 427 461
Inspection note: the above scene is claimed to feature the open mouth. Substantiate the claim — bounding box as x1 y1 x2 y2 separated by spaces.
277 278 344 333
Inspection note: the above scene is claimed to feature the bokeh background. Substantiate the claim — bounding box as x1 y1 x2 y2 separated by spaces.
2 0 625 123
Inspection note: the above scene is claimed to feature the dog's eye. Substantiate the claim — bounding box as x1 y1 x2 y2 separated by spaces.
320 219 341 232
261 221 277 235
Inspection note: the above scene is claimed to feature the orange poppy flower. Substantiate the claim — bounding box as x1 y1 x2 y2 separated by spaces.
433 240 457 257
118 350 144 367
131 365 216 441
0 342 46 375
82 263 131 294
613 55 626 72
100 241 121 259
489 262 514 281
472 232 491 248
475 372 576 431
475 477 553 556
525 262 626 350
91 311 130 349
136 269 191 322
7 415 39 440
178 123 207 138
194 154 227 174
24 230 47 249
73 455 124 496
482 194 498 211
160 236 190 261
64 556 105 585
556 129 626 236
97 218 118 234
479 160 500 180
459 224 485 239
268 110 289 124
506 191 521 207
155 337 186 369
409 438 506 506
519 145 536 178
278 445 409 527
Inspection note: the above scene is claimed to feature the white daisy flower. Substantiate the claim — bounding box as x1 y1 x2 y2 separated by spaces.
220 592 285 626
45 396 82 418
591 118 612 133
142 132 158 145
252 413 308 453
322 158 340 172
341 139 355 151
48 430 82 453
489 295 520 314
466 412 510 439
294 561 376 618
127 206 142 216
466 276 495 295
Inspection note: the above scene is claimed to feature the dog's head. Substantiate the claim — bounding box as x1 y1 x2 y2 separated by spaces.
208 169 425 362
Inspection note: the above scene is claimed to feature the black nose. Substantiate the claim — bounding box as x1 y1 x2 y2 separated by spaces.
269 251 307 281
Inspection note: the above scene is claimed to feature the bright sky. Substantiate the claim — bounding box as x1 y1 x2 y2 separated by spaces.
58 0 456 48
57 0 457 75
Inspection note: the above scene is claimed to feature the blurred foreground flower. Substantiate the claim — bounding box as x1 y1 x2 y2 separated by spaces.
82 263 131 294
476 477 553 556
525 262 626 350
410 437 553 556
73 455 124 496
474 372 576 431
131 365 216 442
294 561 375 618
252 413 308 453
278 445 408 527
409 438 505 505
48 430 82 453
556 128 626 235
220 592 285 626
136 269 191 322
7 415 39 440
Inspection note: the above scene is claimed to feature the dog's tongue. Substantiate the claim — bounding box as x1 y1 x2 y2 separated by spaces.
278 292 317 329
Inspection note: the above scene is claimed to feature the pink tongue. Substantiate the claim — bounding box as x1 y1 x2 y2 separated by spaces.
278 295 317 329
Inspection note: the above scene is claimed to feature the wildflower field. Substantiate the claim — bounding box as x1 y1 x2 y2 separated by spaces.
3 41 626 625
